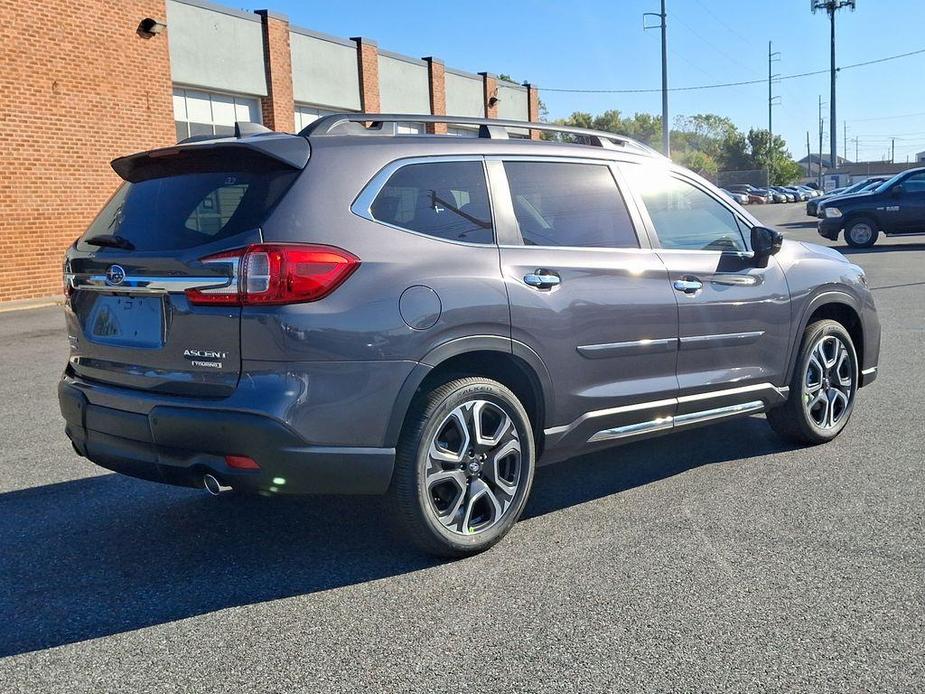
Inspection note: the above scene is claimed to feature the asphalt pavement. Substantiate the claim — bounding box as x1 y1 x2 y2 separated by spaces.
1 203 922 693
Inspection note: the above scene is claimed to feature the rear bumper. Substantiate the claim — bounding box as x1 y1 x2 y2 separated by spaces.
59 378 394 495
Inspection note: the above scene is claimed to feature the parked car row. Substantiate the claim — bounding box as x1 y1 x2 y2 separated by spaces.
721 184 821 205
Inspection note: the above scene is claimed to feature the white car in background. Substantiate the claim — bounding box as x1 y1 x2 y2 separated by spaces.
720 188 750 205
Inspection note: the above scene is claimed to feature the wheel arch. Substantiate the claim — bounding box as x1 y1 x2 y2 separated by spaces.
383 336 554 455
842 211 883 234
785 291 864 385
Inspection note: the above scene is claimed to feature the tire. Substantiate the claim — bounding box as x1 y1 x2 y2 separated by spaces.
766 319 859 445
844 217 879 248
389 377 536 558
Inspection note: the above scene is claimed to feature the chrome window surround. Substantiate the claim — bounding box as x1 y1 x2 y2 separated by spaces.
350 155 496 247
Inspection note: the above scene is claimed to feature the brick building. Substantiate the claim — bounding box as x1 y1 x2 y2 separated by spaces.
0 0 541 305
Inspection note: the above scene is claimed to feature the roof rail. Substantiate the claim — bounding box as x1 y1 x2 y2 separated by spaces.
299 113 660 156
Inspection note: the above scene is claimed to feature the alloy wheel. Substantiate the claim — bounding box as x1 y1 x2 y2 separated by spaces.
424 400 523 535
803 334 854 429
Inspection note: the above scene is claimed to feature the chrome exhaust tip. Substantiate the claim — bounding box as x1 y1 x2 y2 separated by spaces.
203 474 223 496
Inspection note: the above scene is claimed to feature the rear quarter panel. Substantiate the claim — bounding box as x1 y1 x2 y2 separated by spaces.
248 141 510 363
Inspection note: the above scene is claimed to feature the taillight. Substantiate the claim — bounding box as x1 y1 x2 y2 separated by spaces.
186 244 359 306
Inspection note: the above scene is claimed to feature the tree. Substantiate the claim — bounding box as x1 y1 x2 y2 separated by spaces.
676 150 719 177
745 129 803 184
550 110 804 183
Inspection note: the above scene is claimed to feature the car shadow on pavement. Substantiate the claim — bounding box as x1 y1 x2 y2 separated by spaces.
0 417 792 657
524 415 791 519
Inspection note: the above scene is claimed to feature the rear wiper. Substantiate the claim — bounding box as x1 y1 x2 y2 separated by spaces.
84 234 135 251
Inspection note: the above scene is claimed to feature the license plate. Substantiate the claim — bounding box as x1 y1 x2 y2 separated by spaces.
85 295 164 348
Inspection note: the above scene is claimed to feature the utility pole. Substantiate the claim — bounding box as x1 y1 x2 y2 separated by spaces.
806 131 812 180
891 138 895 164
644 2 669 156
812 1 857 175
843 121 847 161
768 41 781 176
853 136 859 162
818 95 825 189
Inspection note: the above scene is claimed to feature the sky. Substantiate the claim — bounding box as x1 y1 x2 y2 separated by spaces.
266 0 925 163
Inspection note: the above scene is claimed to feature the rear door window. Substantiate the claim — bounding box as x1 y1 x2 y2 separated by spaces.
78 169 298 252
503 161 640 248
369 161 494 244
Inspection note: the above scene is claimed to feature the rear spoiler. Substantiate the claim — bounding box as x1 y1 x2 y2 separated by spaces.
111 126 310 183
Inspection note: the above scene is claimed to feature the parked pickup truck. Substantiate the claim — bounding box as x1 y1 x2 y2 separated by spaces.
818 168 925 247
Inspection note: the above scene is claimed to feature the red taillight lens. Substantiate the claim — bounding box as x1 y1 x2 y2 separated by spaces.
186 244 359 306
225 455 260 470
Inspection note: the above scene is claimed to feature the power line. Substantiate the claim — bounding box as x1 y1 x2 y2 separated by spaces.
851 111 925 122
541 47 925 93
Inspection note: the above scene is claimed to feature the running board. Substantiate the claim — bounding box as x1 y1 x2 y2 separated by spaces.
587 400 766 444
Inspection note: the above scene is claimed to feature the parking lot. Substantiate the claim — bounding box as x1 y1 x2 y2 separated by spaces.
1 202 922 693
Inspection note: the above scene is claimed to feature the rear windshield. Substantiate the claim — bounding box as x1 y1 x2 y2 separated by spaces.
78 169 298 252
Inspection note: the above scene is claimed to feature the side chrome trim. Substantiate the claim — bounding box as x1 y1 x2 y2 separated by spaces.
861 366 878 376
543 397 677 438
587 400 765 444
544 382 787 438
677 382 786 404
577 337 676 359
673 400 765 426
679 330 765 350
588 416 674 443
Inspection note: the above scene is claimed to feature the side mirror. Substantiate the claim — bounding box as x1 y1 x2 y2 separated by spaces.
891 184 905 197
751 225 783 265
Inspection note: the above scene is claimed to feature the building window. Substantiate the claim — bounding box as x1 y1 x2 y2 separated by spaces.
396 122 426 135
172 88 261 141
294 104 343 132
446 126 479 138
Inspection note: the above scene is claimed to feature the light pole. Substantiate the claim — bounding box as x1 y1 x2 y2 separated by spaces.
812 1 856 174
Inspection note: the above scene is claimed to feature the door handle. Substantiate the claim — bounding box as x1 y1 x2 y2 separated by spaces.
524 270 561 289
673 277 703 293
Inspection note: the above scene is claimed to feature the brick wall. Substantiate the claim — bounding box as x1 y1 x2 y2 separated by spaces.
424 57 447 134
0 0 174 303
257 10 294 132
352 37 380 113
480 73 499 119
0 2 540 303
526 83 541 140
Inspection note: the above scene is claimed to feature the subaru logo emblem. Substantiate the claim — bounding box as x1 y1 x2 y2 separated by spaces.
105 265 126 286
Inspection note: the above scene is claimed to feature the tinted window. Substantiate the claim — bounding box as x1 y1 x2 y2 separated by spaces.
636 170 747 252
901 172 925 193
370 161 493 244
504 162 639 248
78 169 298 252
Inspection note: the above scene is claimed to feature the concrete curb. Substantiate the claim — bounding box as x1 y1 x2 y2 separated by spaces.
0 296 64 314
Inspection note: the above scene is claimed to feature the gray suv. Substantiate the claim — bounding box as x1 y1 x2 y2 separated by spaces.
59 115 881 557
